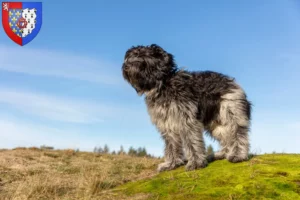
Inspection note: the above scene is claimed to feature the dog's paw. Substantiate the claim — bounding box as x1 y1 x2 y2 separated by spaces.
157 159 184 172
185 159 207 171
227 154 248 163
213 151 226 160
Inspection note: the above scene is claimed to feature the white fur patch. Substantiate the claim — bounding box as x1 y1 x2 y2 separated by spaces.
220 86 249 127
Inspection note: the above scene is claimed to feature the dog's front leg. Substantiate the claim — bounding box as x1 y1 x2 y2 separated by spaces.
157 132 185 172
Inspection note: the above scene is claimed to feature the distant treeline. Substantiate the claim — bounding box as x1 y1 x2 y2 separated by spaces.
12 144 214 158
93 144 155 158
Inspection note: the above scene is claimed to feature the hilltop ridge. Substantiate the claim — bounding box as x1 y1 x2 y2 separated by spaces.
0 148 299 199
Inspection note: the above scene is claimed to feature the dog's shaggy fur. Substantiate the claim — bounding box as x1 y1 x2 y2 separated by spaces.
122 44 251 172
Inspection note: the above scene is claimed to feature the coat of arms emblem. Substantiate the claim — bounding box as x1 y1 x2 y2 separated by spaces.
2 2 42 46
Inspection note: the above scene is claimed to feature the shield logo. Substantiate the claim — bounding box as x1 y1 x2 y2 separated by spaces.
2 2 42 46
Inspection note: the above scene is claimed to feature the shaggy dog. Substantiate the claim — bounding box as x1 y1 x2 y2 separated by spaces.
122 44 251 172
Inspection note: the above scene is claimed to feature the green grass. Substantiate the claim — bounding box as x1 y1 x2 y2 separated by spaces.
115 154 300 200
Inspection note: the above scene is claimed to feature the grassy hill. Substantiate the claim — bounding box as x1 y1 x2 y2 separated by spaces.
117 154 300 200
0 148 299 200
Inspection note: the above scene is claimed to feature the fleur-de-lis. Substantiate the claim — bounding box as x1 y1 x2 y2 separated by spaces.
11 17 17 23
15 11 21 17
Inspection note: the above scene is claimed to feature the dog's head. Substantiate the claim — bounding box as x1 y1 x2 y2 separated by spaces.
122 44 177 95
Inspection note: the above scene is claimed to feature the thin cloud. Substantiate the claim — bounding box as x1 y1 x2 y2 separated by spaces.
0 87 132 124
0 86 149 124
0 45 122 85
0 117 98 150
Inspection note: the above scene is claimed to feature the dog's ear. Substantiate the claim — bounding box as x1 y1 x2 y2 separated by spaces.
147 44 177 74
150 44 161 49
148 44 168 61
150 44 164 55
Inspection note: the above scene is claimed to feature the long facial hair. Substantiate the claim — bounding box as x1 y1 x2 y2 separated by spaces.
122 44 177 95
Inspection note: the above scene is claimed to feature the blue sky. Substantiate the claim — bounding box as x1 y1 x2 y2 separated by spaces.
0 0 299 156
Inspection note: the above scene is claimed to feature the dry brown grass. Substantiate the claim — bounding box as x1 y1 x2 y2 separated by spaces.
0 148 161 200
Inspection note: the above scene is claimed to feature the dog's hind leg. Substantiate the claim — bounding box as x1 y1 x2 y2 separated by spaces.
209 125 229 161
211 123 249 162
226 125 250 162
217 87 251 163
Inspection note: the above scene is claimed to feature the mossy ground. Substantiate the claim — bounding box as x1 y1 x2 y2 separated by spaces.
115 154 300 200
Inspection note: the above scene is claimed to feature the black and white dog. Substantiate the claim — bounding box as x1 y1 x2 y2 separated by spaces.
122 44 251 172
